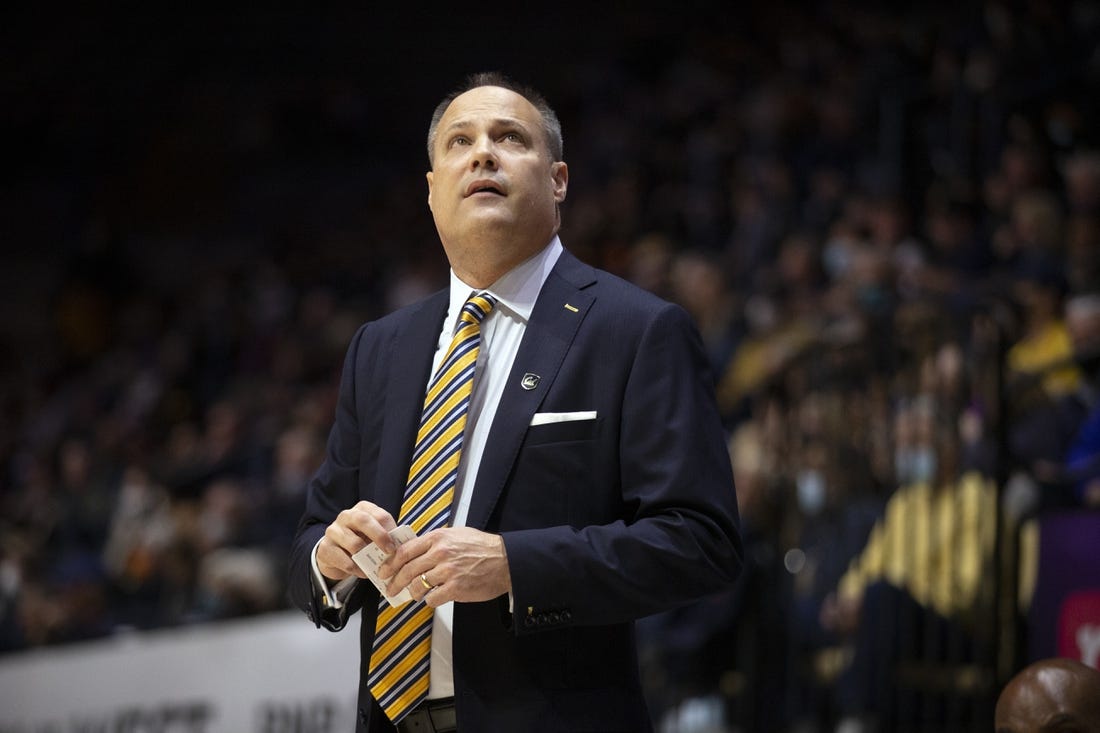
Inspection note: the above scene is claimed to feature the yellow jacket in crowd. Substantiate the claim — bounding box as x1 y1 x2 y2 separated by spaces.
837 471 998 619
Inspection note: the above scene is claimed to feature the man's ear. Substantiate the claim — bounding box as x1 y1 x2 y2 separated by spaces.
426 170 434 210
551 162 568 203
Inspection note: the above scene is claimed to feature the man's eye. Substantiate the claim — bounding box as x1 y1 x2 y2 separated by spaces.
450 136 469 147
502 133 522 143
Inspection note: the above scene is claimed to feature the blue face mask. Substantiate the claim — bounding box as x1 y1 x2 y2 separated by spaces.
896 447 937 484
796 469 826 515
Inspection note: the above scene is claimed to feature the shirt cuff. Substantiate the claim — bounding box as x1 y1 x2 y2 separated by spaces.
310 539 358 610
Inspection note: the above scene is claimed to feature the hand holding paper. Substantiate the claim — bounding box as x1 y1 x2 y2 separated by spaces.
352 525 418 607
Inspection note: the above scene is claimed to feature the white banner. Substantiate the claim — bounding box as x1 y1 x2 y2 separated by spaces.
0 611 362 733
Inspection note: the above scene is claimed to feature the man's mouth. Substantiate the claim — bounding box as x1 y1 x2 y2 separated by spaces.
465 180 506 197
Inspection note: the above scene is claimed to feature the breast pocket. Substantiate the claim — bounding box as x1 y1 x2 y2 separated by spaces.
523 416 599 446
497 418 601 529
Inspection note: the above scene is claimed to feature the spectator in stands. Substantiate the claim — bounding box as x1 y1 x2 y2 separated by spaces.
101 465 178 628
1061 400 1100 508
820 349 999 731
907 189 991 309
1005 254 1079 410
1063 151 1100 293
668 249 743 382
785 432 884 732
1008 292 1100 517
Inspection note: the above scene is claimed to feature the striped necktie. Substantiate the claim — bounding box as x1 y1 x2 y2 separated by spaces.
368 292 497 724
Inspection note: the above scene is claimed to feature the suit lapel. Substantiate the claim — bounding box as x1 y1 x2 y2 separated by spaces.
465 251 597 530
374 291 449 516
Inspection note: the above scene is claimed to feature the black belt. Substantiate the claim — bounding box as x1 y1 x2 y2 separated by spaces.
395 697 457 733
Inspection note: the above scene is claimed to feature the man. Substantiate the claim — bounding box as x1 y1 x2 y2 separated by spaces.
287 72 742 733
994 657 1100 732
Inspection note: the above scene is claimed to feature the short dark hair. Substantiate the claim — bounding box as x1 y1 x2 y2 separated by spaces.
426 72 563 166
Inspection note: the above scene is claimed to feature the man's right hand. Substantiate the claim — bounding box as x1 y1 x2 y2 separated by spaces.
316 501 398 581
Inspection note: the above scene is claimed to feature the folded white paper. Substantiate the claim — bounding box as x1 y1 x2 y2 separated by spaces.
352 525 417 607
529 410 598 426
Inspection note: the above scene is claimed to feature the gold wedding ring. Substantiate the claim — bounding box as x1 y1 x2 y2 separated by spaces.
420 573 433 591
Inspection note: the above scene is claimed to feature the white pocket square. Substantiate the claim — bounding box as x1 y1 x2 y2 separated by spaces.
529 411 597 426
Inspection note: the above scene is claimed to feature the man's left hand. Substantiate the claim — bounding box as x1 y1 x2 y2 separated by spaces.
379 527 512 607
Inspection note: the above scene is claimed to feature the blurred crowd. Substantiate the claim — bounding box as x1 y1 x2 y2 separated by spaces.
3 2 1100 731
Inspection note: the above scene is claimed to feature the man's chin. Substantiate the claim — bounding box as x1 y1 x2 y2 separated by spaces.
459 208 517 231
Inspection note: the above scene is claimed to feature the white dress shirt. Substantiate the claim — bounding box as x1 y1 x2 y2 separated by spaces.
312 236 563 699
426 236 561 698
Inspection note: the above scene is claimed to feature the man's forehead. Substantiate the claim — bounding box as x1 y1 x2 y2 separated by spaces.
441 114 532 132
441 85 539 123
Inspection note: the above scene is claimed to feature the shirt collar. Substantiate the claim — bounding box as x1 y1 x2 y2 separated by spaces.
448 235 563 325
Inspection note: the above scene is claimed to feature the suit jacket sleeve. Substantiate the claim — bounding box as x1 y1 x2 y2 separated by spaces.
502 300 742 632
287 322 373 630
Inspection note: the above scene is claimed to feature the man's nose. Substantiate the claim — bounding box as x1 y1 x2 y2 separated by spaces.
469 137 498 170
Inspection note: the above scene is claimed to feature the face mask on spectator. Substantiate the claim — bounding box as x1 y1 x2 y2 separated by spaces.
796 469 826 515
896 447 937 484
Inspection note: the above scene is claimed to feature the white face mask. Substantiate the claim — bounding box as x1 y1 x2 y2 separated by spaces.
822 237 853 279
796 469 826 515
896 447 937 484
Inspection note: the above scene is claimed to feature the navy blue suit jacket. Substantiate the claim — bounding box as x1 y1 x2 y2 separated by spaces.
288 249 742 732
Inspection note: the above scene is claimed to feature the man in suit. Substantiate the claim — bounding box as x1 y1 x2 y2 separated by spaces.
288 71 742 733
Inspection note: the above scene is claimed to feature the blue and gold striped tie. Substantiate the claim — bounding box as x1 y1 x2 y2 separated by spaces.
368 292 496 724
